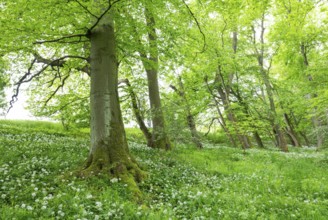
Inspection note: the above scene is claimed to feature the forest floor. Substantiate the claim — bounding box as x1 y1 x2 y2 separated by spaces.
1 120 328 219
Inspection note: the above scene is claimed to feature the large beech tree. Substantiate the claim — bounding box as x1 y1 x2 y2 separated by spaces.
1 0 144 194
85 3 144 191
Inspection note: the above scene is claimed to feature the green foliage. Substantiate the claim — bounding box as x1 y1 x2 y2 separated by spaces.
1 121 328 219
204 130 230 145
0 58 8 113
27 74 90 130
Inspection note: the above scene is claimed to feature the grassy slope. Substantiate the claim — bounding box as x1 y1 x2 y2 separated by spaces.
1 120 328 219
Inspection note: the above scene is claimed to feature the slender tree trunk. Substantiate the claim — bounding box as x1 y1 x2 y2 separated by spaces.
121 79 152 147
253 132 265 148
170 77 203 148
216 70 251 150
82 9 144 197
254 16 288 152
140 8 171 150
205 76 238 147
300 131 311 147
284 113 301 147
232 87 264 148
301 43 324 148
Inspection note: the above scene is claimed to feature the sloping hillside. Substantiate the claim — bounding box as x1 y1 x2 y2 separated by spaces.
1 120 328 219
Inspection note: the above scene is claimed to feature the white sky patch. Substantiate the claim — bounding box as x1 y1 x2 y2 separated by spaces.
1 86 35 120
3 97 33 120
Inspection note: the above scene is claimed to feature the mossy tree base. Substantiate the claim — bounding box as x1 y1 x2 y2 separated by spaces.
151 135 172 150
78 141 146 200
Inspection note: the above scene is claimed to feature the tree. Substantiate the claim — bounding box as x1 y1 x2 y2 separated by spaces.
1 0 145 195
132 5 172 150
170 76 203 148
272 0 328 148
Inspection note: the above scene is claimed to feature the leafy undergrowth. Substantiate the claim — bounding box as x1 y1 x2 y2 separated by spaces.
1 120 328 219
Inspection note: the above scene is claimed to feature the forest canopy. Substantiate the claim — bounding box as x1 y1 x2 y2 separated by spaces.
1 0 326 150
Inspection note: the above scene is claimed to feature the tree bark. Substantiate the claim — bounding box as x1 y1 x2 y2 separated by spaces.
284 113 301 147
216 67 251 150
301 43 324 148
121 78 153 147
170 77 203 148
140 8 171 150
204 76 238 147
82 8 144 198
254 16 288 152
253 131 265 148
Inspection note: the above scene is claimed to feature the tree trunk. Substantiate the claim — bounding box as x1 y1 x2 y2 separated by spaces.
254 16 288 152
170 77 203 148
204 76 238 147
216 72 251 150
300 131 311 147
301 43 324 148
231 86 265 149
284 113 301 147
141 8 171 150
121 78 153 147
253 131 265 148
82 10 144 197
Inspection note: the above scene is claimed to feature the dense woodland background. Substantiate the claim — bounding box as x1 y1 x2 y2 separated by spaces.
1 0 328 219
1 0 328 149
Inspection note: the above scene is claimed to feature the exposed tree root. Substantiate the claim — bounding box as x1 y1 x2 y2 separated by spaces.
76 142 146 201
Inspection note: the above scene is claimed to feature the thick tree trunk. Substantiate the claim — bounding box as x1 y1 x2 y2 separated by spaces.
82 11 144 198
146 69 171 150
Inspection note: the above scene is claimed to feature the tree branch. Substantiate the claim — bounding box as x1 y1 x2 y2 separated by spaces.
34 34 87 44
73 0 99 19
48 96 89 116
7 58 37 113
35 0 123 45
88 0 124 32
204 118 218 136
182 0 206 53
8 55 88 112
44 74 70 106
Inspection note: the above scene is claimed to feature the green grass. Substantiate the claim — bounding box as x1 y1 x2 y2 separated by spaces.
1 120 328 219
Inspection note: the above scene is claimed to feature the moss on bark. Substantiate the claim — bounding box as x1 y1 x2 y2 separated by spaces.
79 130 146 200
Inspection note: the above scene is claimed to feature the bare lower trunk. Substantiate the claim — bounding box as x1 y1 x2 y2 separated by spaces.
284 113 301 147
141 9 171 150
253 132 264 148
274 124 288 152
170 78 203 149
300 131 311 147
146 69 171 150
205 76 238 147
121 79 152 147
187 115 203 148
